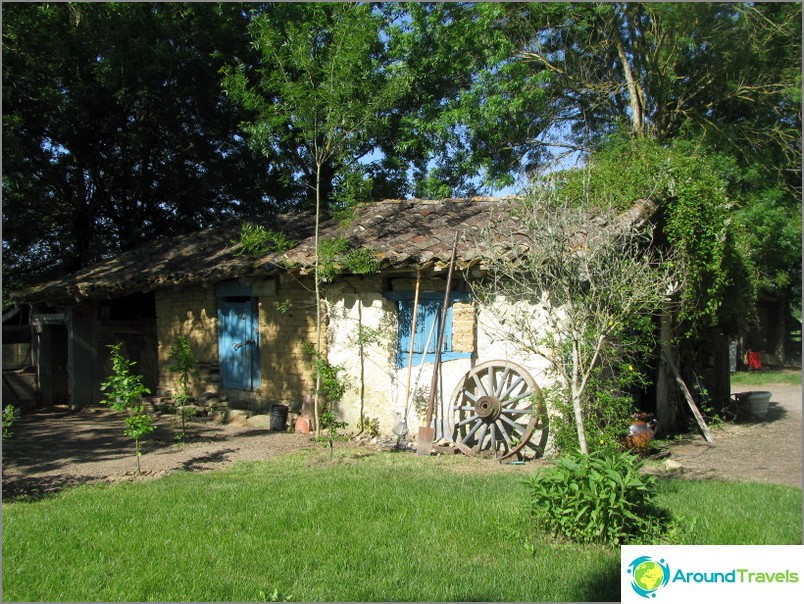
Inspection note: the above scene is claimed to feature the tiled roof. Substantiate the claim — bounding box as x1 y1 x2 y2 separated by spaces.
15 197 522 304
15 196 659 305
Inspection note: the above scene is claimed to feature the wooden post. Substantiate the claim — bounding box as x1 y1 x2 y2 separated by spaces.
662 350 714 444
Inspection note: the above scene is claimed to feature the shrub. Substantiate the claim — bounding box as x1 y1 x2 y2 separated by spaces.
168 335 198 442
99 343 155 473
524 450 672 546
2 404 21 439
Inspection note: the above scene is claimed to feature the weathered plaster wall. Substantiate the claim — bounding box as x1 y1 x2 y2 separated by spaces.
326 276 552 442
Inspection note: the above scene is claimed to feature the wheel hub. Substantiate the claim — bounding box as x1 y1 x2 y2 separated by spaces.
475 396 502 421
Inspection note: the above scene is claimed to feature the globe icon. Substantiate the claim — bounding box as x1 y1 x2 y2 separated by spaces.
633 560 665 593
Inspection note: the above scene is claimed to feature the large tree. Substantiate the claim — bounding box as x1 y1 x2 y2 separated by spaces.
2 2 278 292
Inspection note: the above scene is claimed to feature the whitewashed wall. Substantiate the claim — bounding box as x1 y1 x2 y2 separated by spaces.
326 279 554 444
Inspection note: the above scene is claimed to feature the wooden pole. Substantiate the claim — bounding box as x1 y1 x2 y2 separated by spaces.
402 271 421 418
662 350 714 444
416 233 459 455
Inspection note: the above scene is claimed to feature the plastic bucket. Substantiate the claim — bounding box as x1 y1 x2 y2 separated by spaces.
270 404 289 431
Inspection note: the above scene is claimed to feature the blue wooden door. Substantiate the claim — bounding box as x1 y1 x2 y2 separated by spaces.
217 298 260 390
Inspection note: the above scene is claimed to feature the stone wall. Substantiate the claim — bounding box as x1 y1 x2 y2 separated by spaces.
154 277 320 413
257 276 319 413
155 286 218 398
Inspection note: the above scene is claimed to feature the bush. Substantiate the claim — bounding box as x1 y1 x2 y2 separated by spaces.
2 404 21 439
524 450 672 546
99 343 155 474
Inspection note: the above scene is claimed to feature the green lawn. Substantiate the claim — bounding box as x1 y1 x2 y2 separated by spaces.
2 449 801 602
730 368 802 387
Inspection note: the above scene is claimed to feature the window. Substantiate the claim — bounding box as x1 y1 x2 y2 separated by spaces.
385 291 472 368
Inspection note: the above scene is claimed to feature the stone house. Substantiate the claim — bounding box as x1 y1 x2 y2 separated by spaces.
13 196 673 455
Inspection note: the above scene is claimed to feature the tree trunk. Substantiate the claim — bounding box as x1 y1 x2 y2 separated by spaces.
612 7 646 136
313 161 322 438
571 342 589 454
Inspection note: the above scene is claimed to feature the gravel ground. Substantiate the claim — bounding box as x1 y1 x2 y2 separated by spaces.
2 379 801 500
657 381 802 488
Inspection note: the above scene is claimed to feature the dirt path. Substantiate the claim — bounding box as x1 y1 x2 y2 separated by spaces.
658 381 802 488
2 380 801 500
1 408 317 499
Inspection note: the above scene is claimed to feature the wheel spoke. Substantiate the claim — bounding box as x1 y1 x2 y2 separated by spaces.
475 423 489 449
500 407 532 415
494 367 511 398
500 414 528 433
499 375 525 401
461 418 484 444
496 420 512 451
471 373 490 398
456 413 481 428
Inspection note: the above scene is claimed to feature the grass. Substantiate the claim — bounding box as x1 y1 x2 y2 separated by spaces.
2 449 801 602
730 368 802 387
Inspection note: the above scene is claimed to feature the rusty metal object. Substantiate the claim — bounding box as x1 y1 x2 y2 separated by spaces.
449 360 547 460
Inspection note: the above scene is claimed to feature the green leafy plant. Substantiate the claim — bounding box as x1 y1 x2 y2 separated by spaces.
167 335 199 442
357 415 380 438
99 343 155 474
303 342 349 458
236 222 296 257
524 450 673 546
318 237 379 282
2 404 21 439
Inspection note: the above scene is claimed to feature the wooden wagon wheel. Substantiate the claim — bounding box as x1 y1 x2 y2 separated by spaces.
449 360 547 460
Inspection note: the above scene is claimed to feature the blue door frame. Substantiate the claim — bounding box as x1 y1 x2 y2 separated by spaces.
217 283 260 390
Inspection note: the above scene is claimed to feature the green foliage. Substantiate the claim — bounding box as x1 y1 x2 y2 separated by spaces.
2 2 275 290
318 237 379 282
555 137 762 336
167 335 197 398
357 415 380 438
524 450 673 546
302 342 349 455
2 404 21 439
99 343 155 473
302 342 348 406
547 313 657 456
236 223 296 258
167 335 199 441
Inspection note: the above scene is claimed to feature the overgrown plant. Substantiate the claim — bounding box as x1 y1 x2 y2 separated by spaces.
524 450 674 546
167 335 198 442
99 343 155 474
318 237 379 282
472 185 677 454
2 404 21 439
549 315 657 455
303 342 348 458
236 222 296 257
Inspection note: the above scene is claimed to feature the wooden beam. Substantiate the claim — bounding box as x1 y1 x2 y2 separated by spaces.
662 350 714 443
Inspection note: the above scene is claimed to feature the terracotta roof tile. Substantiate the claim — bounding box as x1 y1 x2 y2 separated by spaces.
15 197 522 304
